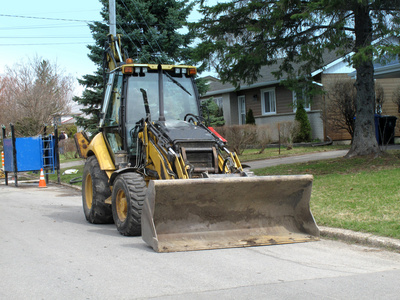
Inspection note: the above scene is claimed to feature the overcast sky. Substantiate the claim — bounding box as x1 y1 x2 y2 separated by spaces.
0 0 207 98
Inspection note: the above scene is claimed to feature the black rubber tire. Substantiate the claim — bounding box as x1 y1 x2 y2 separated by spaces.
82 156 113 224
112 172 147 236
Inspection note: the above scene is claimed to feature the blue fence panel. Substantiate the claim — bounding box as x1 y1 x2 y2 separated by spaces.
3 136 44 172
16 136 43 171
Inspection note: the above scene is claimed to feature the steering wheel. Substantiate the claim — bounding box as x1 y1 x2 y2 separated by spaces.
184 113 198 124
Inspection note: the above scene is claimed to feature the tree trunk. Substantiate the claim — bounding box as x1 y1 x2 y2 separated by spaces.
346 4 381 158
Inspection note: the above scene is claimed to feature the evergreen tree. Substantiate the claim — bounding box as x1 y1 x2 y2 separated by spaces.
201 99 225 127
192 0 400 157
245 109 255 125
294 103 312 143
74 0 196 132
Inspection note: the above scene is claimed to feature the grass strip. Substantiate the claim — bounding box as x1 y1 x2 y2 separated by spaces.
48 165 84 186
313 169 400 239
254 151 400 239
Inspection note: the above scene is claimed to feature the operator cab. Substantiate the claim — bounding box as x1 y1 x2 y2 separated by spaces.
99 63 201 165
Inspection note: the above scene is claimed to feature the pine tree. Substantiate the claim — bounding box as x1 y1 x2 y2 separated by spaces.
201 99 225 127
245 109 255 125
74 0 196 132
192 0 400 157
294 103 312 143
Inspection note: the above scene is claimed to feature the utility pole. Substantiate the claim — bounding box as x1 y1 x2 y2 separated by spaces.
108 0 123 63
109 0 117 36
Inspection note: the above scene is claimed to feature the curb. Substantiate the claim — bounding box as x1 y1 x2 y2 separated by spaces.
45 179 82 191
320 226 400 252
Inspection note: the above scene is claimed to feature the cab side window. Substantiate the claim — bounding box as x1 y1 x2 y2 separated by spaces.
104 73 124 153
104 74 123 126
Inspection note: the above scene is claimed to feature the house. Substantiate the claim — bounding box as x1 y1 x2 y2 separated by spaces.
200 49 400 143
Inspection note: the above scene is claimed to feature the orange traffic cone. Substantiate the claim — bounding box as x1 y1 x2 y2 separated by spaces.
38 168 47 188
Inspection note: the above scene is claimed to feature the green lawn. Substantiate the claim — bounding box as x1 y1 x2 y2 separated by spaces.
254 150 400 239
312 169 400 238
48 165 84 186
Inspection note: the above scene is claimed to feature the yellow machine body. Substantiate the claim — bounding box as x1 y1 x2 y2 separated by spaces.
78 29 319 252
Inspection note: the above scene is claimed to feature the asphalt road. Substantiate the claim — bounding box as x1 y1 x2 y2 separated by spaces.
1 183 400 299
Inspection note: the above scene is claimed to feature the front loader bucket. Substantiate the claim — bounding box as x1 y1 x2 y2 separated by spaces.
142 175 319 252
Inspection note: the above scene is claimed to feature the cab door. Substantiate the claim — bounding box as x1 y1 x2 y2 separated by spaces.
101 72 125 155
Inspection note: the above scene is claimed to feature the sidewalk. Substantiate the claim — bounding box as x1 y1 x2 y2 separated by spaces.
245 150 348 170
60 159 85 169
61 150 349 170
245 144 400 170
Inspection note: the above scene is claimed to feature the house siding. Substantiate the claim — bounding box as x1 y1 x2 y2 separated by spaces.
276 85 293 114
255 111 324 141
237 88 261 117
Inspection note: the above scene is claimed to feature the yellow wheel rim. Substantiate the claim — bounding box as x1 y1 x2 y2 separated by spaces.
85 174 93 209
116 189 128 222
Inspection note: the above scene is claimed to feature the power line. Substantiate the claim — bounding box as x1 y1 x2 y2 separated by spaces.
0 24 88 30
0 13 105 23
0 36 92 39
0 42 93 46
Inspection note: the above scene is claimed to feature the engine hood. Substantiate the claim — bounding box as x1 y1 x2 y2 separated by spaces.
155 120 216 144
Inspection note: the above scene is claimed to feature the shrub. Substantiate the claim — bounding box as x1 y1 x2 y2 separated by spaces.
217 125 257 155
294 103 311 142
278 121 300 148
59 138 78 159
323 79 356 139
256 124 274 154
58 124 77 139
245 109 256 125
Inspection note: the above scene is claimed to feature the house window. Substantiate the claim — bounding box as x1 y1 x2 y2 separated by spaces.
293 90 311 112
261 88 276 115
238 95 246 125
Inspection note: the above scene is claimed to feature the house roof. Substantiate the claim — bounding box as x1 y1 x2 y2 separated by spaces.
203 50 342 97
348 56 400 79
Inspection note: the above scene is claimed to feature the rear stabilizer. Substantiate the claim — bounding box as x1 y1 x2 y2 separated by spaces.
142 175 319 252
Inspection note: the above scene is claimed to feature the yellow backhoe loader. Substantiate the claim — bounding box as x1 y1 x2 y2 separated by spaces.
75 4 319 252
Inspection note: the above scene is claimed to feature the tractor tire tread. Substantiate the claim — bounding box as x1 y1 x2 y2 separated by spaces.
82 156 113 224
112 172 146 236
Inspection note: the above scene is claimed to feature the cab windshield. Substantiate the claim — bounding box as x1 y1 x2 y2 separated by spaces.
126 72 199 124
